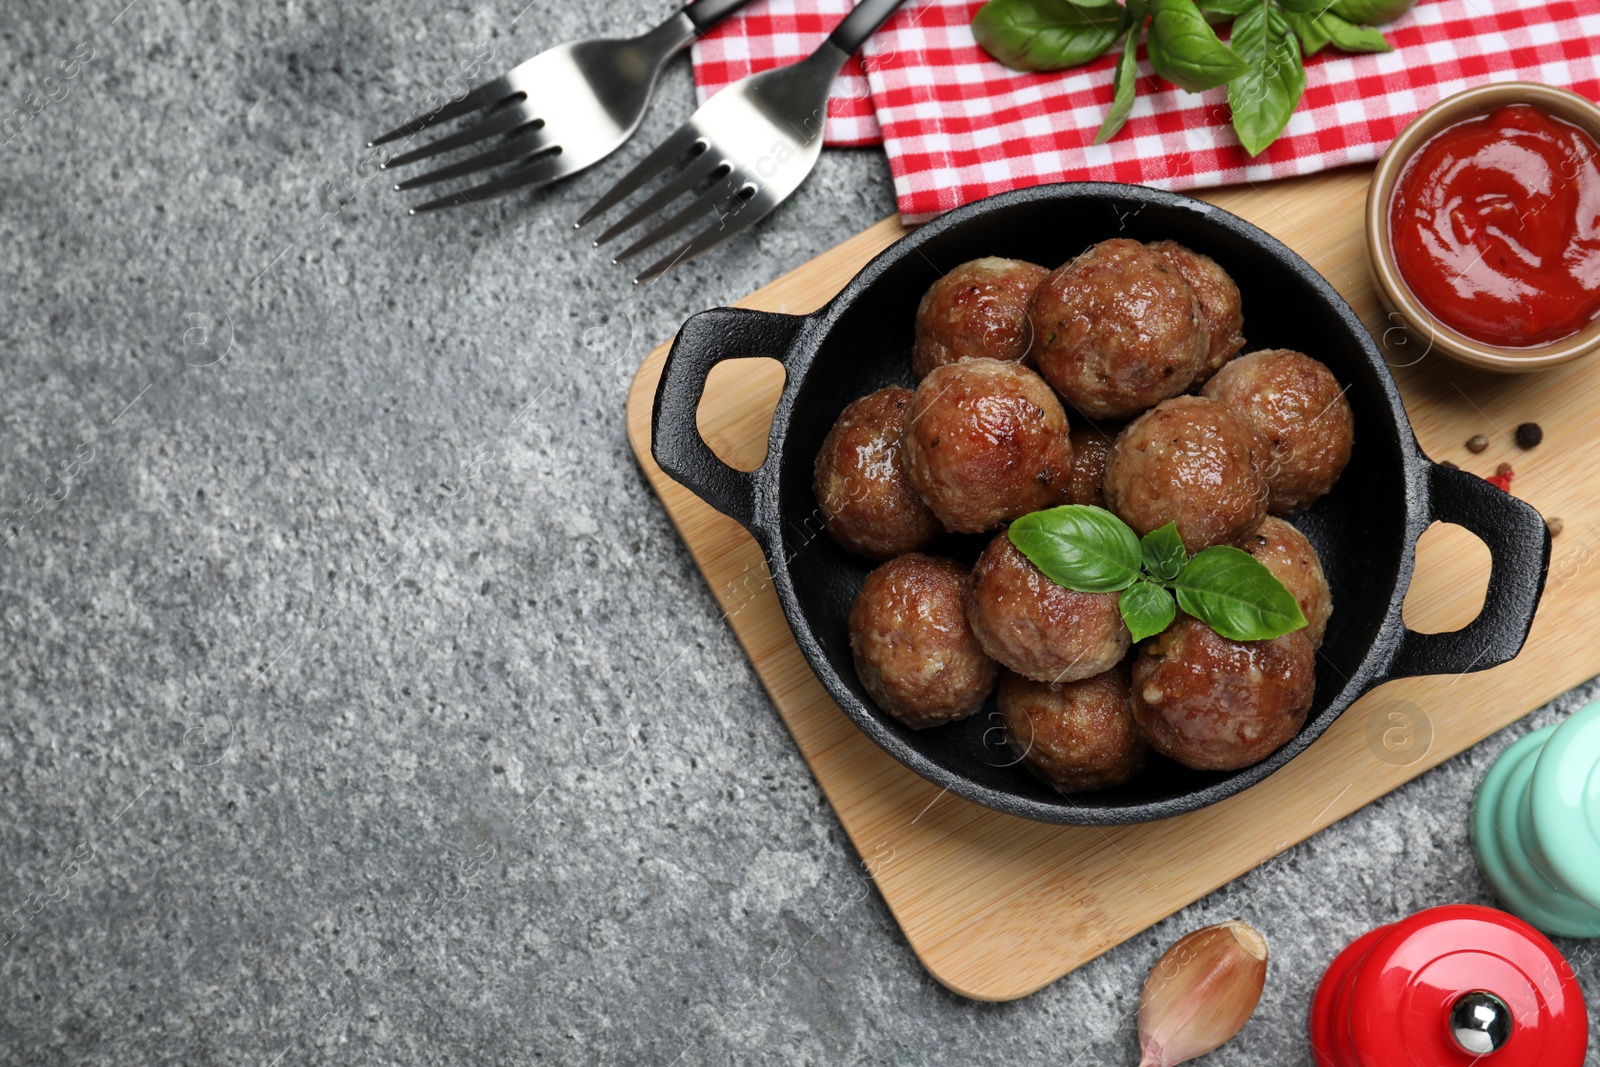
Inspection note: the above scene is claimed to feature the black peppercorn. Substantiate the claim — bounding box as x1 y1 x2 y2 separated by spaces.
1515 422 1543 449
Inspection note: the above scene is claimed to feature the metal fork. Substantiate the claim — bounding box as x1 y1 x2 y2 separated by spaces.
576 0 908 282
370 0 753 215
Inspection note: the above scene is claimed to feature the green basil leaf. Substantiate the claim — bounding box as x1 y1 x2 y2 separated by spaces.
1140 522 1187 581
1227 0 1305 156
1276 0 1333 13
1147 0 1249 92
973 0 1129 73
1172 545 1308 641
1119 580 1178 643
1093 14 1146 144
1283 10 1331 55
1330 0 1415 24
1194 0 1253 15
1318 11 1391 51
1008 505 1143 593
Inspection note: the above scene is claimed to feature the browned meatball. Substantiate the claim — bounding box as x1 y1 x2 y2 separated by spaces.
1065 423 1120 508
1131 617 1316 771
999 669 1148 792
1028 238 1209 420
1146 240 1245 381
913 257 1050 379
965 532 1130 683
1231 516 1333 648
1202 349 1354 514
812 387 942 559
1103 395 1267 553
849 554 998 729
902 359 1074 534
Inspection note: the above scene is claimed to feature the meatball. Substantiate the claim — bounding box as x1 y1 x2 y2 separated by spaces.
966 532 1130 683
812 387 942 559
1202 349 1354 514
912 257 1050 379
1028 238 1210 420
999 669 1148 792
902 359 1074 534
1065 423 1119 508
1144 240 1246 383
1103 395 1267 553
849 554 998 729
1131 617 1316 772
1231 516 1333 648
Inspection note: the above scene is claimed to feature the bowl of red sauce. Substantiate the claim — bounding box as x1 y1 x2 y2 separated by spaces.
1368 82 1600 372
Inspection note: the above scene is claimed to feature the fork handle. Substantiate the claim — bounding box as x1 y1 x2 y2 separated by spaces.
827 0 910 55
684 0 758 32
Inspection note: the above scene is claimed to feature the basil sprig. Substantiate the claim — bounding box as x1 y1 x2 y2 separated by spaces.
972 0 1130 72
972 0 1412 155
1007 505 1308 643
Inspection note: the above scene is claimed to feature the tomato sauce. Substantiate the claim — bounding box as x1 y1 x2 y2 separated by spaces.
1388 103 1600 348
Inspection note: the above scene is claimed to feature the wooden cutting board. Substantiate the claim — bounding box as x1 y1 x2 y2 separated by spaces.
625 166 1600 1001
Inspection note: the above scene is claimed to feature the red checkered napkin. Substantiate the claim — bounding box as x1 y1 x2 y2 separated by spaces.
860 0 1600 220
689 0 881 145
691 0 1600 222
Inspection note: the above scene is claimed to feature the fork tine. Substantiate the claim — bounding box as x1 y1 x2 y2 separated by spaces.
391 124 554 191
382 102 534 171
368 76 515 148
633 199 762 284
575 127 704 229
610 179 742 264
406 151 578 214
593 152 729 248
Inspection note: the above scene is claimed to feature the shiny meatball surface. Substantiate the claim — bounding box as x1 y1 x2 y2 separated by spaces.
902 358 1074 534
913 257 1050 379
1028 238 1209 420
999 669 1148 792
1231 516 1333 648
965 532 1130 683
1147 240 1245 382
813 387 941 559
849 554 998 729
1202 349 1354 514
1065 423 1119 508
1131 617 1316 771
1103 395 1267 553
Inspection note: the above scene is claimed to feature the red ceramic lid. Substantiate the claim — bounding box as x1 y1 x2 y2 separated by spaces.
1310 926 1389 1067
1343 905 1587 1067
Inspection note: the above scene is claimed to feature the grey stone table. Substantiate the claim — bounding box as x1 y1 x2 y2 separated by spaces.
2 2 1596 1064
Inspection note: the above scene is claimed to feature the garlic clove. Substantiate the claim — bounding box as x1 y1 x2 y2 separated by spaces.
1137 919 1268 1067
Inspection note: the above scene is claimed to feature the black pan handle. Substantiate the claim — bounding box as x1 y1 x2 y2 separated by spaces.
652 306 807 531
1385 461 1551 681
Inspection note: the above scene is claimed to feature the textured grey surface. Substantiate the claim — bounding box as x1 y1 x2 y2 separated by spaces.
2 2 1597 1064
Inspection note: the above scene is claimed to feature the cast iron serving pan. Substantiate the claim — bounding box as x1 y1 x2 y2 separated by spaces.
652 183 1551 825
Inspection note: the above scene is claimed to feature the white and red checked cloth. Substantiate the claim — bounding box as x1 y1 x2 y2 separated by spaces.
690 0 1600 221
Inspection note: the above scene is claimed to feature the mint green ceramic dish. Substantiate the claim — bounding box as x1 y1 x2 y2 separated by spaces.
1472 701 1600 938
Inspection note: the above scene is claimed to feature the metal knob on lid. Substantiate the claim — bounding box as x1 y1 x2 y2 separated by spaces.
1473 700 1600 937
1450 991 1513 1055
1308 904 1587 1067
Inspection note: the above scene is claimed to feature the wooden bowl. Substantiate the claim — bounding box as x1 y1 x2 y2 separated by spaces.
1366 81 1600 373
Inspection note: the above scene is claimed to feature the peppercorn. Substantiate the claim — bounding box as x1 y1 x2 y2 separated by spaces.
1547 516 1565 537
1488 462 1515 492
1516 422 1543 449
1467 434 1489 453
1496 461 1514 476
1440 460 1459 470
